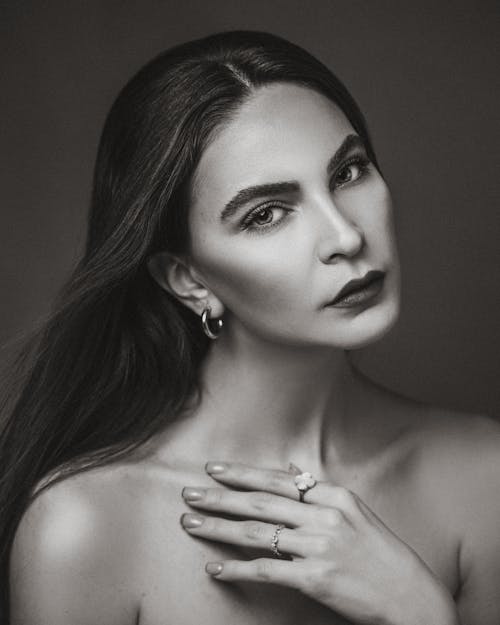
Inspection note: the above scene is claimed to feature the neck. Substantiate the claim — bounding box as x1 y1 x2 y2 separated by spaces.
153 326 379 479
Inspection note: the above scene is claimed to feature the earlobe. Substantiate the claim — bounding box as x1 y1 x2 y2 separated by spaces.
146 252 211 315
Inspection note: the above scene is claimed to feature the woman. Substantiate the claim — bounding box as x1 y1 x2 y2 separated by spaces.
1 30 499 625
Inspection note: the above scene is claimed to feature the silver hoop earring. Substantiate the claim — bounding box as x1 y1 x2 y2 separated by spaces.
201 306 223 339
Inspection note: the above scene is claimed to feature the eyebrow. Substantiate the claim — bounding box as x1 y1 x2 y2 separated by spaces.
220 133 365 223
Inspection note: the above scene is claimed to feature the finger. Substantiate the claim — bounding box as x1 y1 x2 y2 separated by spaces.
205 461 359 512
181 487 309 528
205 557 307 589
180 513 311 557
205 461 304 500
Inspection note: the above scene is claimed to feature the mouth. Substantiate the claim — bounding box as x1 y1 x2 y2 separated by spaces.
325 270 386 308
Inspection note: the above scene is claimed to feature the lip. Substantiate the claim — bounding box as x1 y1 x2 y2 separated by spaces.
325 270 386 307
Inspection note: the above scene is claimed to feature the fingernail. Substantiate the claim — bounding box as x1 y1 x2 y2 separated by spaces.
206 562 223 576
182 487 206 501
288 462 302 475
205 461 227 474
180 513 204 528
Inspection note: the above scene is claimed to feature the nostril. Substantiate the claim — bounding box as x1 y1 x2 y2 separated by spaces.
328 253 343 263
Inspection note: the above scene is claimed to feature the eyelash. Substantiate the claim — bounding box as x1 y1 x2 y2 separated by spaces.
239 154 372 234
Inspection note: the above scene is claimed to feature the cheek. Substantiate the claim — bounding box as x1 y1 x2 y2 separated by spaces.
191 235 309 320
381 192 398 257
358 180 397 253
363 183 401 297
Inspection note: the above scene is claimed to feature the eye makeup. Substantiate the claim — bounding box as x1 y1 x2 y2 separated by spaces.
239 204 292 233
219 133 367 225
238 151 373 235
330 154 372 189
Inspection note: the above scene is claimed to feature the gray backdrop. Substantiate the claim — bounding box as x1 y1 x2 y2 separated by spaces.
1 0 499 418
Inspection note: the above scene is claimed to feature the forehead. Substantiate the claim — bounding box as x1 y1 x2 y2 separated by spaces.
190 83 354 211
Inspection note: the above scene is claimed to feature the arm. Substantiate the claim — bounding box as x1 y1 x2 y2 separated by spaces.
9 475 140 625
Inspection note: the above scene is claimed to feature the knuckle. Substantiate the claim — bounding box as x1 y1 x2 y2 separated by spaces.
310 535 335 557
301 567 323 594
335 486 356 508
319 507 344 529
266 473 284 491
244 521 265 541
207 488 223 506
255 559 274 581
303 564 338 599
249 491 274 511
202 517 217 533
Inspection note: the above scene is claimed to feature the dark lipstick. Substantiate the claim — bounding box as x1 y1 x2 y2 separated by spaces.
326 270 385 308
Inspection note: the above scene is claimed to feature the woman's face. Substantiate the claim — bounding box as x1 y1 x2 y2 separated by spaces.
187 83 400 349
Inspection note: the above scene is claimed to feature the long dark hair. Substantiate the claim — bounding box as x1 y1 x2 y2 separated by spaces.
0 30 378 621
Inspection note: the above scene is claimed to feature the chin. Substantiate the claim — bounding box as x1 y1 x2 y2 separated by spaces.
337 297 401 350
308 291 400 350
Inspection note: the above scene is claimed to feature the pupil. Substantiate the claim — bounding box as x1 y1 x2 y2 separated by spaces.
339 167 352 182
256 209 271 223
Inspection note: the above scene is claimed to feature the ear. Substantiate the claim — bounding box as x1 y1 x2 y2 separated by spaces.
147 251 223 317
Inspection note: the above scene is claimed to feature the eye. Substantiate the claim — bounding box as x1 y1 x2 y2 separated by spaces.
333 156 371 188
240 204 290 233
250 207 274 226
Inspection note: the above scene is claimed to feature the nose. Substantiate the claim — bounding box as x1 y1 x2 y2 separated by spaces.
314 196 365 262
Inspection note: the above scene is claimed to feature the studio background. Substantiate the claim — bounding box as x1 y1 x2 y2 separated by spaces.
1 0 499 419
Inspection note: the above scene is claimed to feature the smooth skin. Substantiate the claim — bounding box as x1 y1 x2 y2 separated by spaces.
9 84 500 624
180 461 457 624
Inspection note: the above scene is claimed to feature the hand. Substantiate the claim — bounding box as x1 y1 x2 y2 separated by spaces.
180 461 458 625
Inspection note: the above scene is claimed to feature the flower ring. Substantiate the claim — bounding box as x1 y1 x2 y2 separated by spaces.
294 471 317 502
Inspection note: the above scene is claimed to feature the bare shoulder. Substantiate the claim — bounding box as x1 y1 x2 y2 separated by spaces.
10 462 148 625
388 398 500 510
365 374 500 478
412 406 500 622
414 405 500 486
